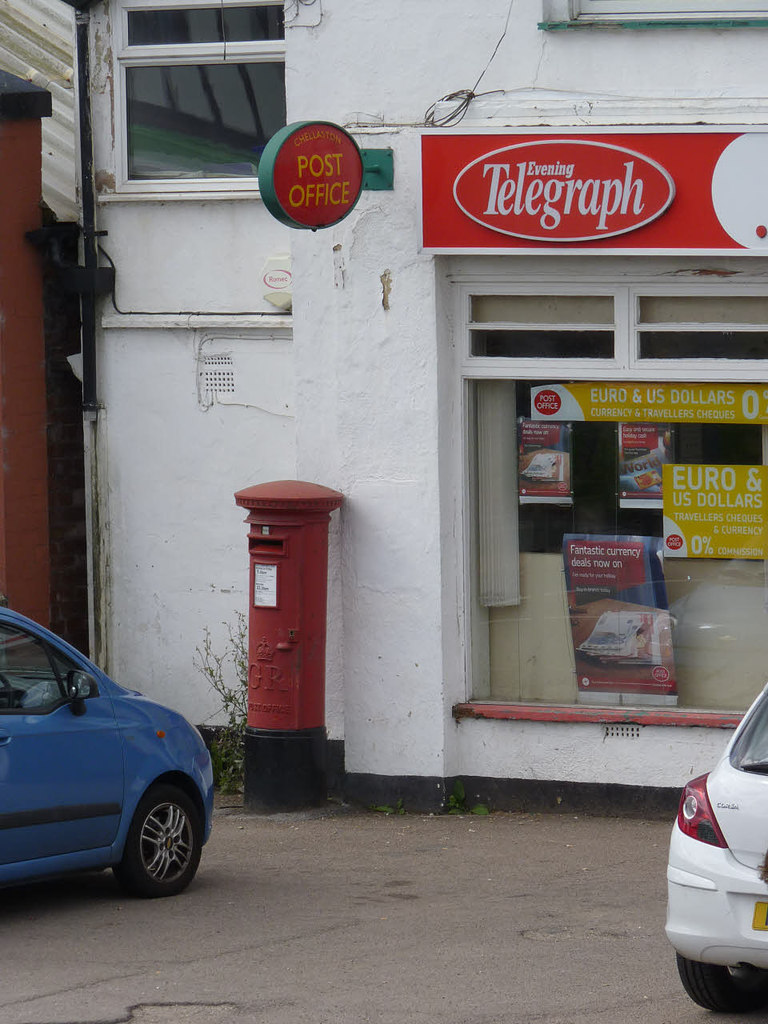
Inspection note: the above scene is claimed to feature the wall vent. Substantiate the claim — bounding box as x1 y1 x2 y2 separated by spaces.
195 335 294 415
199 354 236 395
604 724 643 739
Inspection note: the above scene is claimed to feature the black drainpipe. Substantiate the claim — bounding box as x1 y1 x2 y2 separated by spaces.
29 4 107 417
41 0 112 664
36 0 109 417
27 2 112 406
74 3 98 415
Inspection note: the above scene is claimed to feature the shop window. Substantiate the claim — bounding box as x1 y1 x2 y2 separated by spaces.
118 1 285 186
467 287 768 714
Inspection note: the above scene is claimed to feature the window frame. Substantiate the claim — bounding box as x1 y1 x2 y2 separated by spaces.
114 0 286 196
462 281 768 382
542 0 768 23
453 267 768 712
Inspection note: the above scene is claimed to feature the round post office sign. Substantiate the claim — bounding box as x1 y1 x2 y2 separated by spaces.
259 121 364 229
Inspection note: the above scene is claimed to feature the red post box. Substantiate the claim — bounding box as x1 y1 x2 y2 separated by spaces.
234 480 343 811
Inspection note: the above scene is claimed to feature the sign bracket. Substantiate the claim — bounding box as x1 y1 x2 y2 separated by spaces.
360 149 394 191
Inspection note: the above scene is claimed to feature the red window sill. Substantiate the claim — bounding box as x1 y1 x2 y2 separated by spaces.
453 702 742 729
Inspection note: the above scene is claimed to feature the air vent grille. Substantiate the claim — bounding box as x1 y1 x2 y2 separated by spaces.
604 724 642 739
200 354 236 393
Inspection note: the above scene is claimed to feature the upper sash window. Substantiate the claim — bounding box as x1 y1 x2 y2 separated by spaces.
117 1 286 189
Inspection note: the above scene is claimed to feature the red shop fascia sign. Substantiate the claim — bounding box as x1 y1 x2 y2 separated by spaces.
420 129 768 255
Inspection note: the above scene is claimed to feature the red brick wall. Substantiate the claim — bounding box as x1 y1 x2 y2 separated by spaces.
0 117 50 626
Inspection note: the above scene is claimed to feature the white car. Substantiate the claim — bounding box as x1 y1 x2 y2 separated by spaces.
666 683 768 1012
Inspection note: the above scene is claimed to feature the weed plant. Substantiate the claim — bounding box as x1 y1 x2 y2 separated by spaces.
194 613 248 794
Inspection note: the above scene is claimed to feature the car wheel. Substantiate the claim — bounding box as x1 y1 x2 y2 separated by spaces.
113 784 202 898
676 954 768 1012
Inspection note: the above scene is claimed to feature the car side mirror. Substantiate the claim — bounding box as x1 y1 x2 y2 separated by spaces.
66 670 99 716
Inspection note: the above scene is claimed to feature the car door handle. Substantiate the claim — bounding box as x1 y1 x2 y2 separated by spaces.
0 732 10 746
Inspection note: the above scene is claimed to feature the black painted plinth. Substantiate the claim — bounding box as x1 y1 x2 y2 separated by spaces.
244 726 327 812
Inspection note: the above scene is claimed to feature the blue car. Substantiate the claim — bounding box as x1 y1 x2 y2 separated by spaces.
0 607 213 898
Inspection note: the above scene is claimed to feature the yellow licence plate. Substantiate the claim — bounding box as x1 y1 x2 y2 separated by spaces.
753 902 768 930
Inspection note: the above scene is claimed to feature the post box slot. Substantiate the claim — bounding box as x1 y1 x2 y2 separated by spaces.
249 538 285 554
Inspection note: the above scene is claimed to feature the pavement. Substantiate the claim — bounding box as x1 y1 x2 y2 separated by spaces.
2 800 764 1024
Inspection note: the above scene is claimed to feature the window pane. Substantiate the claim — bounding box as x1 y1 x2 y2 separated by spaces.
579 1 768 13
224 6 284 41
472 379 768 712
129 9 222 44
730 696 768 768
472 294 614 325
676 422 761 465
639 331 768 359
0 626 68 712
471 329 613 358
639 296 768 325
126 63 286 179
128 6 284 44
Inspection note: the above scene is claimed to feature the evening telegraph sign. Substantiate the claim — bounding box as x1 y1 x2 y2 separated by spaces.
454 140 675 242
422 130 768 253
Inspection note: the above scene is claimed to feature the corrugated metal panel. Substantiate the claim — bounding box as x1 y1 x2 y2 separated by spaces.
0 0 77 221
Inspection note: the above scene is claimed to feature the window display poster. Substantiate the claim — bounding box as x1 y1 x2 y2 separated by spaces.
662 463 768 560
518 420 573 504
619 424 672 509
563 534 677 702
531 382 768 426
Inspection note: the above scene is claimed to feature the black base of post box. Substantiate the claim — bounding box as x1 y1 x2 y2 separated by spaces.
243 726 327 812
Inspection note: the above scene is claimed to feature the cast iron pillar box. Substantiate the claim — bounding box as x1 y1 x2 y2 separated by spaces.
234 480 343 811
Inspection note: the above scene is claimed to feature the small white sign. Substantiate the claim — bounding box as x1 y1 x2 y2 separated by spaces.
263 269 292 290
253 563 278 607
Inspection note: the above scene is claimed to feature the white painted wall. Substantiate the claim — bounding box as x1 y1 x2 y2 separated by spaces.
96 321 295 724
453 718 735 790
96 200 293 314
83 7 299 728
285 0 768 129
85 0 768 789
290 130 449 774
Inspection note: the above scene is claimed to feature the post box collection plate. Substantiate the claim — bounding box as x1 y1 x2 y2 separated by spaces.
253 563 278 607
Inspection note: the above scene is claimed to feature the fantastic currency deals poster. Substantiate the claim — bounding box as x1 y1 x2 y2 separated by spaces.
563 535 677 704
518 420 573 505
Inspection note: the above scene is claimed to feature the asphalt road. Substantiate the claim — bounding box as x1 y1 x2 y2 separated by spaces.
1 804 762 1024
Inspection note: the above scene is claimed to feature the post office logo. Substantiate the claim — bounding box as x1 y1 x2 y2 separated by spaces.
453 140 676 242
533 389 562 416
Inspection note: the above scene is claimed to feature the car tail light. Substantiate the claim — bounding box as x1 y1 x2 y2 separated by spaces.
677 773 727 847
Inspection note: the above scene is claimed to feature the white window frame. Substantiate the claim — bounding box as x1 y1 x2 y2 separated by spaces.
544 0 768 21
461 282 768 384
450 263 768 703
113 0 285 197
